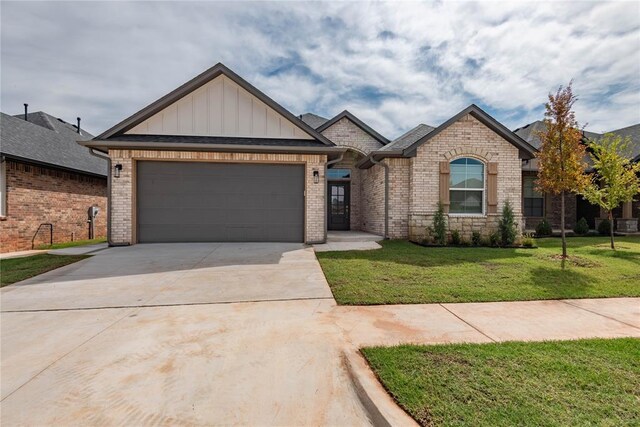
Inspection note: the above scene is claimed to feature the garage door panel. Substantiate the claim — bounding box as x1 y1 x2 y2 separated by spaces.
137 161 305 242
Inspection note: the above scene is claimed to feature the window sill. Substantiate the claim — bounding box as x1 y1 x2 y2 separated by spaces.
0 216 7 221
448 214 486 218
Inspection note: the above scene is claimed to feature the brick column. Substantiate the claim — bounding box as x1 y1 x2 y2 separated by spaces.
617 201 638 233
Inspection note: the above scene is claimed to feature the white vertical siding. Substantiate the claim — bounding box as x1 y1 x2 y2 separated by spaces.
125 75 314 140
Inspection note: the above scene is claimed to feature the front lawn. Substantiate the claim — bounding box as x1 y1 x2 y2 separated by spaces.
362 338 640 427
37 237 106 250
316 236 640 304
1 254 89 287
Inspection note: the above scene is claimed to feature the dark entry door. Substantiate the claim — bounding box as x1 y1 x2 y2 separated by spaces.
328 182 350 230
137 161 305 242
576 195 600 229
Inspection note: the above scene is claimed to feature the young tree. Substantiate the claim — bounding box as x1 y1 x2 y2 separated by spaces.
581 133 640 250
535 82 589 258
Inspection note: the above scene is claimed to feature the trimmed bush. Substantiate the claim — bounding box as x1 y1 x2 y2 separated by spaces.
471 231 481 246
433 202 447 245
522 233 535 247
498 200 518 246
489 230 501 247
450 229 461 245
574 217 589 235
598 218 611 236
535 218 552 237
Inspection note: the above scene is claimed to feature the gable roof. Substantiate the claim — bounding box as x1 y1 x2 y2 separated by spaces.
379 123 435 152
402 105 536 158
300 112 329 129
357 104 537 168
515 120 640 161
95 63 334 146
1 111 106 177
316 110 389 144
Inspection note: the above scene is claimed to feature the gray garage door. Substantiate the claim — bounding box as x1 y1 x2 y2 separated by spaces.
137 161 304 243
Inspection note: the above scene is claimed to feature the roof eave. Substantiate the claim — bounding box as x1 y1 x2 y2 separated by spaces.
317 110 390 145
1 152 107 178
79 139 346 157
355 150 404 169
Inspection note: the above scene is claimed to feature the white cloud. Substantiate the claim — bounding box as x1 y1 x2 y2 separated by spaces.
1 1 638 139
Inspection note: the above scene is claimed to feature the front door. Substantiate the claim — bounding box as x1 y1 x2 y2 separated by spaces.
328 182 350 230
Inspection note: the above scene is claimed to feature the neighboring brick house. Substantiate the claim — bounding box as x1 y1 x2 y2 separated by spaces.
0 111 107 252
515 121 640 232
82 63 538 245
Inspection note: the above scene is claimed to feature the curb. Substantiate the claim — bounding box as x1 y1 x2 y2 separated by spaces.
343 349 418 427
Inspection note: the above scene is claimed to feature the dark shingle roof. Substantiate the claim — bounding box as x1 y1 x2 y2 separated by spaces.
380 124 435 151
514 120 640 160
1 111 106 177
300 113 329 129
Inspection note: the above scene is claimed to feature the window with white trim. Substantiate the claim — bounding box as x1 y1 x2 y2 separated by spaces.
449 158 484 214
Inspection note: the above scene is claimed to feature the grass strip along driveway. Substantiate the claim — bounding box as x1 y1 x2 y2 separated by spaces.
316 237 640 305
362 338 640 427
1 254 89 287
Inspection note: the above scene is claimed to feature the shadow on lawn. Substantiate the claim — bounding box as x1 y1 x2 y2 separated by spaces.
317 241 534 268
526 266 594 297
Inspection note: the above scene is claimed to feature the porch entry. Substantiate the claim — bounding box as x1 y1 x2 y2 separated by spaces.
328 182 350 230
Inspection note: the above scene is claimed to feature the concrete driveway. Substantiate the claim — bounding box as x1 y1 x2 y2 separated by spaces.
1 243 368 426
2 243 639 425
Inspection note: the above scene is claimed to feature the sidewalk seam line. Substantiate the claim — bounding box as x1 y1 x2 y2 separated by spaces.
439 304 497 342
0 307 137 403
560 300 640 330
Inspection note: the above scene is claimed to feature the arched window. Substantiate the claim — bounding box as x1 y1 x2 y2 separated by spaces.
450 158 484 214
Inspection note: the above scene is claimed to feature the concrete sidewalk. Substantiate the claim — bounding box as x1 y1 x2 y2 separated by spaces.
332 297 640 347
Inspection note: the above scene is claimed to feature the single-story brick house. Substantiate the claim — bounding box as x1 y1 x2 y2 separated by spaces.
0 111 108 252
82 63 541 245
515 121 640 232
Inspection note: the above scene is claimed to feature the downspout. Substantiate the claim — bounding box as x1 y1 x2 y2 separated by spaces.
324 150 346 242
370 155 389 239
88 148 128 247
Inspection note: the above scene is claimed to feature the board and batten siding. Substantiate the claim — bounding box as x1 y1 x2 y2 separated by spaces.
126 75 313 140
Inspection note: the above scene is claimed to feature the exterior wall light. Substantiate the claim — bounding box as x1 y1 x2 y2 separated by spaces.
114 163 122 178
313 169 319 184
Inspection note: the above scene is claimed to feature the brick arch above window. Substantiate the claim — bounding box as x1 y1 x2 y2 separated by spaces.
442 148 494 161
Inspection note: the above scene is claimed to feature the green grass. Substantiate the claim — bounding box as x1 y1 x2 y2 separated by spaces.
37 237 106 250
1 254 89 287
362 338 640 427
316 236 640 305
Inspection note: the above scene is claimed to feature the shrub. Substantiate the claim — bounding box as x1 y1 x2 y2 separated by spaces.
450 229 461 245
471 231 481 246
433 202 447 245
573 217 589 235
535 218 552 237
460 237 471 247
598 218 611 236
521 233 535 247
489 230 501 247
498 200 518 246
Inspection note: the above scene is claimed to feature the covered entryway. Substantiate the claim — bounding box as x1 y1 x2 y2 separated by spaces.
136 161 304 242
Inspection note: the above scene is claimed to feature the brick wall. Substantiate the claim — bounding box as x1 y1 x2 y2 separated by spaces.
408 114 523 241
321 117 384 155
360 158 410 238
109 150 327 244
0 159 107 252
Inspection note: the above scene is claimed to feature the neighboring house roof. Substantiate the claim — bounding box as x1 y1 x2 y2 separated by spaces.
300 113 329 129
0 111 106 177
316 110 390 145
358 104 536 168
514 120 640 161
379 124 435 152
94 62 334 147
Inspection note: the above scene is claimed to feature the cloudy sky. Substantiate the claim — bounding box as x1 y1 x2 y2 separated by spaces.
1 1 639 138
